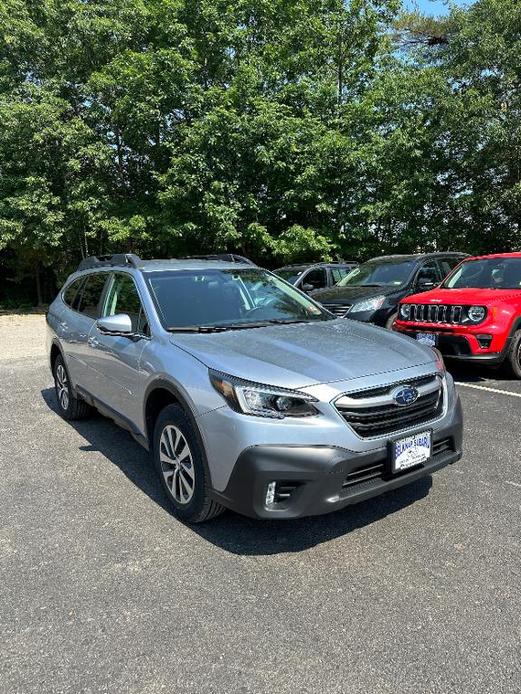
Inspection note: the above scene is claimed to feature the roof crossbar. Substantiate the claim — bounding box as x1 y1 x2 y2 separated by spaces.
77 254 141 271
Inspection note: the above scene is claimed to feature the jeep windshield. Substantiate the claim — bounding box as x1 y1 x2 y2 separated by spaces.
336 259 415 288
145 268 334 331
443 258 521 290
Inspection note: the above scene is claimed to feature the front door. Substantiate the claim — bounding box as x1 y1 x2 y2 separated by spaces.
86 272 150 427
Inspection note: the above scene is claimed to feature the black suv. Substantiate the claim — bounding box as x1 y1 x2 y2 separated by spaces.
274 261 358 293
311 253 467 328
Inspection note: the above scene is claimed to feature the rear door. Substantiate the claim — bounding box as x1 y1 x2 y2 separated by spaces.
86 272 150 425
62 273 109 387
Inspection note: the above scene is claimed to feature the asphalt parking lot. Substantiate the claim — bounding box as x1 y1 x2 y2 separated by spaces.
1 315 520 694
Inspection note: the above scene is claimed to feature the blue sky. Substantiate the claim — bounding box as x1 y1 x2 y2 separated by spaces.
404 0 473 15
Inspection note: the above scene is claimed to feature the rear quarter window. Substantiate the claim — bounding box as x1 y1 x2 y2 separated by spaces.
62 278 85 310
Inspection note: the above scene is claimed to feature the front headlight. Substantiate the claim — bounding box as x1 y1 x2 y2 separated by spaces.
466 306 487 323
209 371 320 419
433 348 446 372
399 303 411 319
350 295 386 313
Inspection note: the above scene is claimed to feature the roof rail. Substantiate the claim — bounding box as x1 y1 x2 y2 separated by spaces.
184 253 256 266
77 253 141 272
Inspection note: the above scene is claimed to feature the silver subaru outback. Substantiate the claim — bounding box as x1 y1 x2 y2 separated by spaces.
47 253 463 522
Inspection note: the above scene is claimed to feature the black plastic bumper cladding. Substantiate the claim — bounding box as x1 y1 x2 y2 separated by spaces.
212 398 463 519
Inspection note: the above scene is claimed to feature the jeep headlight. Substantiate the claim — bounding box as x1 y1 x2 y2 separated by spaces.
466 306 487 323
351 295 386 313
209 371 319 419
399 304 412 319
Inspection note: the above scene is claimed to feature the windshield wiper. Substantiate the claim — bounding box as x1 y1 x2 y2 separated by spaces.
167 319 321 333
167 322 273 333
167 325 235 333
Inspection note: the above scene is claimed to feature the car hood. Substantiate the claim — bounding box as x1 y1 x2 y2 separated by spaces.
311 285 400 303
403 287 521 305
170 319 435 389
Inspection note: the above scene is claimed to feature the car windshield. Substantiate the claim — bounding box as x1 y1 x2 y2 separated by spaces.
145 268 333 330
274 268 305 284
336 260 415 288
443 258 521 290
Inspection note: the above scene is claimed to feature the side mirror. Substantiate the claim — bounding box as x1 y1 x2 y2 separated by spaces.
301 283 314 293
96 313 134 336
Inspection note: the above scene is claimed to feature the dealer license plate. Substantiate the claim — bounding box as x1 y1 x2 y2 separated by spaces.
391 430 431 473
416 332 437 347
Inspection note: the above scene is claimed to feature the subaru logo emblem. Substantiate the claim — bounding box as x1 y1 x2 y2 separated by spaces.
392 385 419 407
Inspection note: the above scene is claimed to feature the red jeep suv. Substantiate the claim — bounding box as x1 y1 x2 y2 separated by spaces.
394 253 521 377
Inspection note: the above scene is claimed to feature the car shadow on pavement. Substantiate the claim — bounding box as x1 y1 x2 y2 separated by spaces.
447 362 508 383
42 387 433 556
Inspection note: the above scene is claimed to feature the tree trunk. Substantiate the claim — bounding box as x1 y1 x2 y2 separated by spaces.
35 262 43 306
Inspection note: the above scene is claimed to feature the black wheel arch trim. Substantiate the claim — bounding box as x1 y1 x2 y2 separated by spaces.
50 338 66 371
143 378 215 486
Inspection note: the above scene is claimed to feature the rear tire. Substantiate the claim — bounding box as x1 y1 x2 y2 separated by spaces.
53 355 91 420
153 404 224 523
506 330 521 378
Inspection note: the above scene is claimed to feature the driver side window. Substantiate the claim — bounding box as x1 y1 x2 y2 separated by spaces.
103 274 149 335
416 262 440 290
302 268 327 290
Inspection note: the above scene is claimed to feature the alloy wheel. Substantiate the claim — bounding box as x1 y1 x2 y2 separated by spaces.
159 425 195 504
55 364 70 411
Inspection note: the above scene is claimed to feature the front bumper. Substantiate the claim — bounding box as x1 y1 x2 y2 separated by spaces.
395 325 508 364
211 397 463 519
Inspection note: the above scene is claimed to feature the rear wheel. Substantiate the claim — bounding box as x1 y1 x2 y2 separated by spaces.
53 355 91 420
506 330 521 378
153 404 224 523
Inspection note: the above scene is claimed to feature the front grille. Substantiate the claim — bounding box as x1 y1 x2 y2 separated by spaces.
347 374 437 399
335 375 444 438
342 462 384 488
341 436 454 490
323 303 352 317
406 304 463 324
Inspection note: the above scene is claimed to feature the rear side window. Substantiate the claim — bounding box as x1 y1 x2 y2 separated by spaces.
62 278 84 309
103 274 149 335
331 267 351 284
77 274 108 319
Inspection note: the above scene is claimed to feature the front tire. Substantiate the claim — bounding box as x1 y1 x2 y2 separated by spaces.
385 311 398 330
153 404 224 523
506 329 521 378
53 355 91 420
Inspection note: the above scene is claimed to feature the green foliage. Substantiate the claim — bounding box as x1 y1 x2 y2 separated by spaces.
0 0 519 303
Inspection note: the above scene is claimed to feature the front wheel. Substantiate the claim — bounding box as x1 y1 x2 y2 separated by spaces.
153 404 224 523
385 311 398 330
506 329 521 378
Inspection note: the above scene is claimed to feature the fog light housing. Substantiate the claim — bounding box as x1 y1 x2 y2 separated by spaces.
476 334 493 349
265 481 301 507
